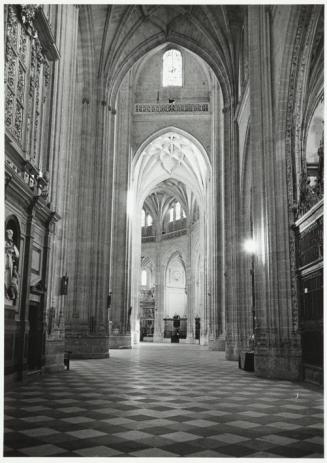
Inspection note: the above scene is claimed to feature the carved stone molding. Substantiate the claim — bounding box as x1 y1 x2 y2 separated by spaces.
33 8 60 61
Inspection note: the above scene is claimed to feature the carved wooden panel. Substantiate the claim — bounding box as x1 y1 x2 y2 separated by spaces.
298 217 323 268
300 270 323 370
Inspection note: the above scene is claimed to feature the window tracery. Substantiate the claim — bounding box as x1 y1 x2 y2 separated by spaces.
141 269 147 286
169 207 174 222
163 49 182 87
168 202 186 225
175 202 181 220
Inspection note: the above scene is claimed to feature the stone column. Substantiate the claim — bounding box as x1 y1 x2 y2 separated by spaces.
224 99 241 360
45 5 82 357
130 214 142 345
153 239 163 342
200 209 209 346
16 203 35 380
186 228 193 343
43 212 61 372
248 6 301 380
109 72 132 349
209 80 225 350
54 6 110 359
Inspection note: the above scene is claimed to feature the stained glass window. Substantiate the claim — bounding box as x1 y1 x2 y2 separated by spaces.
163 49 182 87
175 202 181 220
169 207 174 222
141 270 147 286
147 214 153 226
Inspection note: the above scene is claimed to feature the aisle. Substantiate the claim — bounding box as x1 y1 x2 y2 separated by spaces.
4 344 324 457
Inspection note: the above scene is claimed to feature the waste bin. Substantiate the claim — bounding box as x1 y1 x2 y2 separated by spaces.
239 351 254 372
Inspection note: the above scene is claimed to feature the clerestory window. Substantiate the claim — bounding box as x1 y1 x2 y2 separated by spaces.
147 214 153 227
163 49 182 87
141 269 147 286
175 202 181 220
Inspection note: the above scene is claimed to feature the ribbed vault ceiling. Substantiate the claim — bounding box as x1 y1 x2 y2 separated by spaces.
143 179 198 226
133 130 210 208
79 5 246 103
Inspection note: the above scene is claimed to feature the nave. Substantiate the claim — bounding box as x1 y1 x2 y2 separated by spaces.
4 344 323 458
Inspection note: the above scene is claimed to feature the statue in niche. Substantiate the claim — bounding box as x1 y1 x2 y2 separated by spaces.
5 229 20 302
298 169 320 217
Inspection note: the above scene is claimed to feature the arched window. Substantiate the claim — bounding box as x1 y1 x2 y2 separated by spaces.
175 202 181 220
169 207 174 222
147 214 153 226
182 209 186 219
141 209 145 227
163 49 182 87
141 270 147 286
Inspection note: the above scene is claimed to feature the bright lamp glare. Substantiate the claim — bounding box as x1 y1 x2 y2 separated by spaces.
243 238 257 254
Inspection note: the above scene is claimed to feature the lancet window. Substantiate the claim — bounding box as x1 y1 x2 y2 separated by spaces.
163 49 182 87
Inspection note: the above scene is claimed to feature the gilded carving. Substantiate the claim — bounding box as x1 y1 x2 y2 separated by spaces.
5 89 14 128
17 63 25 104
7 6 18 50
7 56 16 90
284 7 312 333
18 31 27 64
14 103 23 141
43 59 50 87
18 4 39 38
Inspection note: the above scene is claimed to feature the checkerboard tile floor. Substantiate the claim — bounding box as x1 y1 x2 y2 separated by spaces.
3 344 324 458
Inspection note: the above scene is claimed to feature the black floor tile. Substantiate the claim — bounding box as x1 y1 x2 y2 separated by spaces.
159 442 204 456
3 345 323 459
108 440 152 453
268 445 315 458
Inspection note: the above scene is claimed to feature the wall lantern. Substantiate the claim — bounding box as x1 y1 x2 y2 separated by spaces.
243 238 257 254
60 273 69 295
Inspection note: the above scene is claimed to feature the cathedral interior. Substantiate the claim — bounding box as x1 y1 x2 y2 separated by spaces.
4 3 324 459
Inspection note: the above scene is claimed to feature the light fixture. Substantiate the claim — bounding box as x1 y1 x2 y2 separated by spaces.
243 238 257 254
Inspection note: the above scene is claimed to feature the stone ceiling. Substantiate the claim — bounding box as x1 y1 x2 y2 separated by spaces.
79 5 247 104
132 129 210 210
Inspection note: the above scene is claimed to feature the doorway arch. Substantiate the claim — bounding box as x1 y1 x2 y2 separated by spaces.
129 127 213 345
165 251 187 319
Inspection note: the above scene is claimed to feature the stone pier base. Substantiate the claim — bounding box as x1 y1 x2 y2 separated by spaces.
65 335 109 359
109 335 132 349
255 349 302 381
209 335 226 351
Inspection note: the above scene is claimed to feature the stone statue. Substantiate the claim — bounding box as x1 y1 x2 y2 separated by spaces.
5 229 20 301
